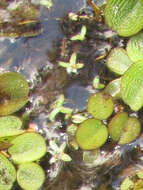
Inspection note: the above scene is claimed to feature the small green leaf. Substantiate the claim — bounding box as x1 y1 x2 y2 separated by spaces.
126 31 143 62
93 77 105 89
137 171 143 179
17 162 45 190
0 153 16 190
105 78 121 99
0 116 24 138
87 92 114 120
108 112 141 144
120 177 134 190
105 0 143 37
106 48 133 75
121 61 143 111
0 72 29 115
8 133 46 164
71 25 87 41
76 119 108 150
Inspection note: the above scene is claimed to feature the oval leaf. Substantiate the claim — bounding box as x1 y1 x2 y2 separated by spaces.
126 31 143 62
104 0 143 37
121 61 143 111
0 116 24 138
106 48 133 75
8 133 46 163
0 153 16 190
76 119 108 150
0 72 29 115
17 162 45 190
87 92 114 120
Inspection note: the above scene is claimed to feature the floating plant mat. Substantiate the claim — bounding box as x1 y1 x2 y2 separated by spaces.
1 0 143 190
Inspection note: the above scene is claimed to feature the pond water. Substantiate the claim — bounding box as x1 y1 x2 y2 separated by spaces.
0 1 143 190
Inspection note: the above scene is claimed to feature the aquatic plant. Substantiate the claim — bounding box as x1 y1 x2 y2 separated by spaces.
108 112 141 144
121 61 143 111
106 48 133 75
104 0 143 36
17 162 45 190
87 92 114 120
8 133 47 164
59 53 84 74
48 94 73 121
120 170 143 190
126 31 143 62
0 116 24 138
0 153 16 190
70 25 87 41
105 78 121 99
75 118 108 150
0 72 29 115
48 140 72 164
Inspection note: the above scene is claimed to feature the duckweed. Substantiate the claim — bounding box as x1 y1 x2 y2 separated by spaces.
8 133 47 164
105 78 121 99
87 92 114 120
108 112 141 144
0 116 24 138
104 0 143 37
17 162 45 190
0 72 29 115
0 153 16 190
76 118 108 150
121 61 143 111
106 48 133 75
126 31 143 62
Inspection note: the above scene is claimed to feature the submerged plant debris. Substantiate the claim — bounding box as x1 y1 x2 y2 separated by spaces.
1 0 143 190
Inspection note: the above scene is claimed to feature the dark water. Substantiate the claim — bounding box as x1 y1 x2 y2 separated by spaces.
0 1 143 190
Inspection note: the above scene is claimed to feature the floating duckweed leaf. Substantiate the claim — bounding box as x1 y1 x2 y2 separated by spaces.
0 72 29 99
0 72 29 115
0 153 16 190
76 119 108 150
108 112 128 142
106 48 133 75
17 162 45 190
87 92 114 120
105 78 121 99
126 31 143 62
121 61 143 111
137 171 143 179
0 116 24 138
0 97 28 116
104 0 143 37
108 112 141 144
120 177 134 190
119 117 141 144
8 133 46 164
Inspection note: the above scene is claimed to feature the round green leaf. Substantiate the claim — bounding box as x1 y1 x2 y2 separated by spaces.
0 153 16 190
0 72 29 115
8 133 46 164
126 31 143 62
120 177 134 190
104 0 143 37
118 117 141 144
76 119 108 150
17 162 45 190
108 112 141 144
106 48 133 75
121 61 143 111
0 116 24 138
108 112 128 142
105 78 121 99
87 92 114 120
